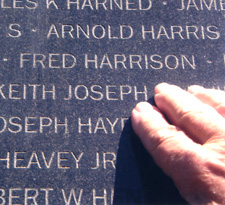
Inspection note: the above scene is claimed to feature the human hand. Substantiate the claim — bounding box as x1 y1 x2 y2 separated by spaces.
131 83 225 204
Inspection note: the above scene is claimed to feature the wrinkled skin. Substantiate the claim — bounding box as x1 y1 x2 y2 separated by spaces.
131 83 225 205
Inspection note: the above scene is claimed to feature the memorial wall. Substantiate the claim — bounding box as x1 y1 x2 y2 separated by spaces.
0 0 224 204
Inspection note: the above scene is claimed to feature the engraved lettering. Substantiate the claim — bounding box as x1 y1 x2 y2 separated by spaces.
62 189 83 205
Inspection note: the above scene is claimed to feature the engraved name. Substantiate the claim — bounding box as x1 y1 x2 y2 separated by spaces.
0 188 114 205
178 0 225 11
20 53 197 70
0 151 116 170
0 84 149 101
0 116 128 134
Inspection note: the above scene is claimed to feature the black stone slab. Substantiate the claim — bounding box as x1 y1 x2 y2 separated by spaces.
0 0 224 204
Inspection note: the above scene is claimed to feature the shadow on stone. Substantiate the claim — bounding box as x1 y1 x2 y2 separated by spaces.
113 97 187 205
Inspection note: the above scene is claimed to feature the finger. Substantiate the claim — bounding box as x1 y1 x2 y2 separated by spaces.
154 83 225 144
131 102 200 178
188 85 225 117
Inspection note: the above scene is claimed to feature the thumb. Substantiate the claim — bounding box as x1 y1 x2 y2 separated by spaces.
131 102 201 178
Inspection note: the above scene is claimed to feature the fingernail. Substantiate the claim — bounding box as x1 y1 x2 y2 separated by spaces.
131 102 152 124
131 102 153 136
188 85 204 94
155 83 170 94
133 102 152 113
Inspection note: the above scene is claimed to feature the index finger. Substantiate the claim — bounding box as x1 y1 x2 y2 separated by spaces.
154 83 225 144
